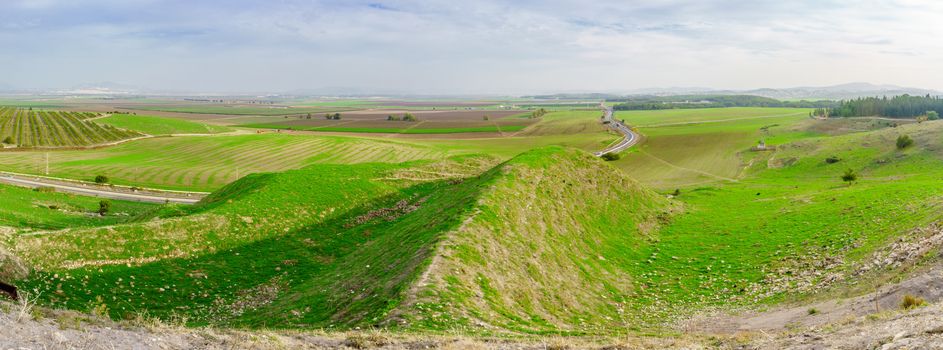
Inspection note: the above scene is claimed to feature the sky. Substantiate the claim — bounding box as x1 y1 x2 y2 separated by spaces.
1 0 942 94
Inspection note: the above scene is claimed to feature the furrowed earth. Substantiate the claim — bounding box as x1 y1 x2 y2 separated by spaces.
2 100 943 348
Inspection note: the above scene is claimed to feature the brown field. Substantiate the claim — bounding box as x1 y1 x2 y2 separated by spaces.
376 100 503 107
238 109 529 128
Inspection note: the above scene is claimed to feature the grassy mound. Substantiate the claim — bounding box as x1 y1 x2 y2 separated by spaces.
393 147 673 334
12 147 671 333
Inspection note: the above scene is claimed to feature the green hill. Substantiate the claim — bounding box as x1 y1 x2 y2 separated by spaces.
12 147 672 333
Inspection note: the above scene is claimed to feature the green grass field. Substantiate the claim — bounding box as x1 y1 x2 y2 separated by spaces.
612 107 813 188
0 183 160 231
96 114 233 135
0 133 452 191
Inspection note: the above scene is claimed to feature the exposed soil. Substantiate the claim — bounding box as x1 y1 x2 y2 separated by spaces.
687 263 943 334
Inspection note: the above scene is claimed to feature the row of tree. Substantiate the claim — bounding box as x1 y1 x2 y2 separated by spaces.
387 113 418 121
829 94 943 118
610 95 836 111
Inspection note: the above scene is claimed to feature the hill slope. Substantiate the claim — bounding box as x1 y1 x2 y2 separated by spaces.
10 147 672 333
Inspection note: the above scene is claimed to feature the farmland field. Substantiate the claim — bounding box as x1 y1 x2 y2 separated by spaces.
0 133 452 191
96 114 233 135
120 104 347 116
237 109 532 133
0 107 142 148
613 107 814 188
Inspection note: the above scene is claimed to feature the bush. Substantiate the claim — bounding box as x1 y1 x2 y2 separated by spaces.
98 200 111 216
33 186 56 193
402 113 417 122
807 308 819 315
928 111 939 120
841 168 857 183
901 294 925 309
94 175 109 184
601 152 620 161
1 136 12 144
825 156 840 164
896 135 914 149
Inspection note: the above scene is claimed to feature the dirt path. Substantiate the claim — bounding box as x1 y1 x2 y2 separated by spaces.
687 264 943 334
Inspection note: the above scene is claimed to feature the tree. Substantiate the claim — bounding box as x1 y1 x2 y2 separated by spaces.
98 200 111 216
482 115 490 121
928 111 939 120
896 134 914 149
94 175 109 184
402 112 417 122
601 152 620 161
841 168 857 184
530 108 548 119
1 136 12 144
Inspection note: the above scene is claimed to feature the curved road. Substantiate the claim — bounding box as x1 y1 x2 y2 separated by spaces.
593 103 639 156
0 172 205 204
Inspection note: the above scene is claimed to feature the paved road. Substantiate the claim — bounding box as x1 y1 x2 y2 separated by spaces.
593 103 640 156
0 173 204 204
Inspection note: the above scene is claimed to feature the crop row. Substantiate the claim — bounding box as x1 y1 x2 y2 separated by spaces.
0 107 141 147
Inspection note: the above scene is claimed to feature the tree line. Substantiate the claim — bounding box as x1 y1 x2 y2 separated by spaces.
829 94 943 118
610 95 835 111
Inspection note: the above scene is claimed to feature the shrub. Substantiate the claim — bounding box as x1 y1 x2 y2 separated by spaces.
825 156 840 164
94 175 109 184
402 112 417 122
807 308 819 315
98 200 111 216
896 135 914 149
672 189 681 196
601 152 620 161
928 111 939 120
841 168 857 184
33 186 56 193
1 136 12 144
901 294 925 309
483 115 490 121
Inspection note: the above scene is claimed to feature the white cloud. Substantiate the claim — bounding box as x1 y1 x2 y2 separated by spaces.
1 0 942 93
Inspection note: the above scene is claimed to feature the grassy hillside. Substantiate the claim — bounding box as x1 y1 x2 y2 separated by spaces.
395 147 673 334
12 155 498 327
12 147 674 333
0 183 159 232
96 114 233 135
0 107 142 148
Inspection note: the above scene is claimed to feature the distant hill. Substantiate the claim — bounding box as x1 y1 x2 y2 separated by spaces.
541 83 942 101
738 82 941 100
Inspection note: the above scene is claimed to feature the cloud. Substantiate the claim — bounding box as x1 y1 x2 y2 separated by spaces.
1 0 942 93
